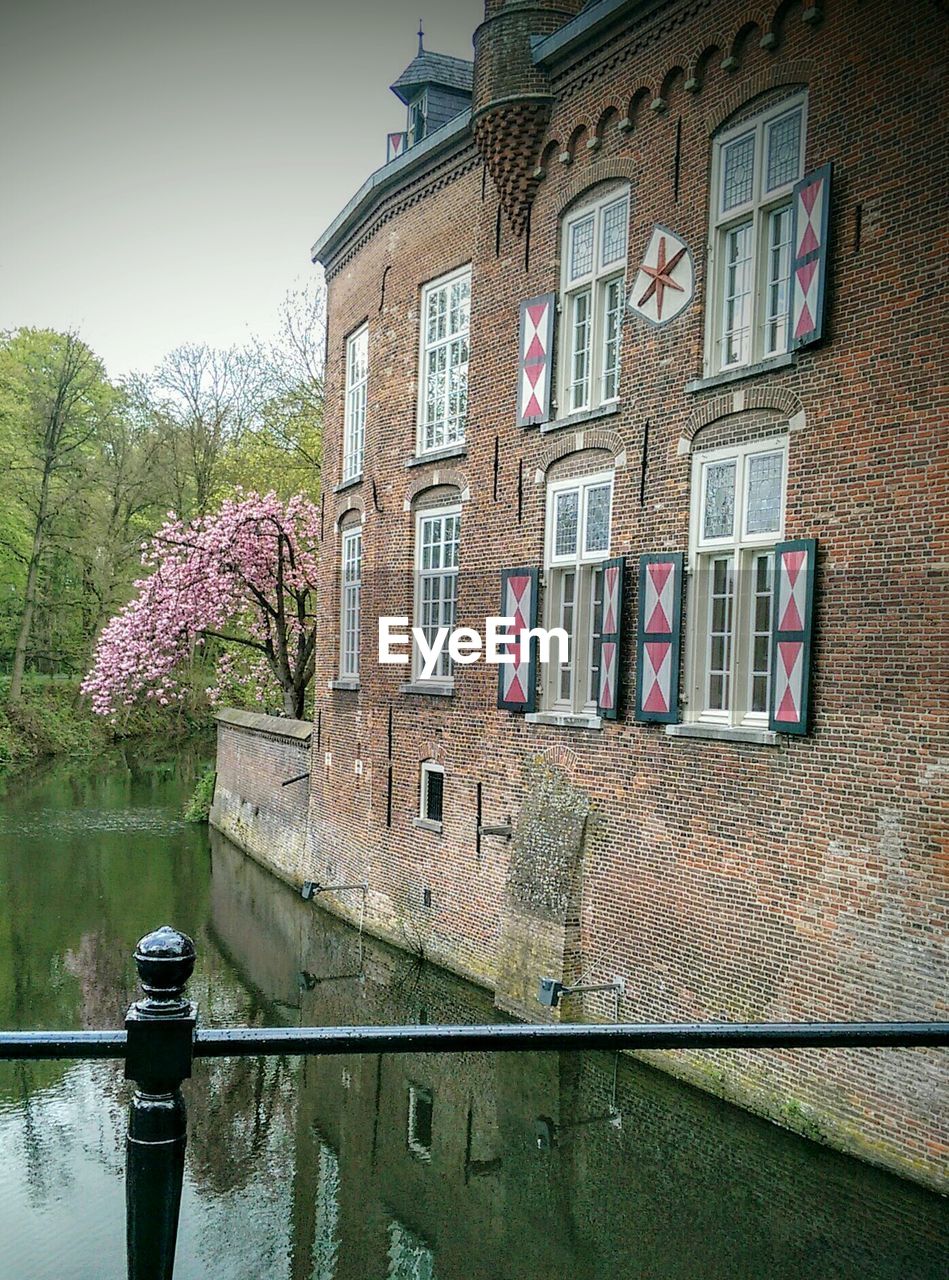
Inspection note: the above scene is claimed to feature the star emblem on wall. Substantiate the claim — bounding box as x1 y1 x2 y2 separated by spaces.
628 226 694 327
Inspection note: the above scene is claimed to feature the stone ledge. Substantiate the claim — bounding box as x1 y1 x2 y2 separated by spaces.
405 444 468 468
525 711 603 731
400 682 454 697
214 707 313 741
665 722 778 746
685 352 796 395
412 816 443 835
540 400 620 435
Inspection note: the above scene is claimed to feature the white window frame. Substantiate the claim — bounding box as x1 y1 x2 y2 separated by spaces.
558 188 629 415
413 505 460 685
418 762 444 829
339 526 362 680
542 471 613 715
417 266 470 456
685 437 788 728
705 94 807 375
408 90 427 146
342 324 367 482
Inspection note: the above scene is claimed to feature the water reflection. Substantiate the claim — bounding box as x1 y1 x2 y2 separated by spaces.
0 751 944 1279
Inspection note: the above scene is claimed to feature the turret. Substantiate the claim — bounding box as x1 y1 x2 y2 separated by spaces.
386 25 474 162
472 0 585 232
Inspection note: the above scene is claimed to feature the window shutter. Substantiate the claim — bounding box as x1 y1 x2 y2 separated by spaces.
498 567 539 712
596 556 625 720
634 553 683 724
769 539 817 735
789 163 832 350
387 131 408 163
517 294 556 427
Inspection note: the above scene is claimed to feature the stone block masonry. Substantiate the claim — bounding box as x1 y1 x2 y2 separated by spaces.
210 709 312 888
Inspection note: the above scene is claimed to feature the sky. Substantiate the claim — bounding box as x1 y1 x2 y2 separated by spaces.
0 0 482 379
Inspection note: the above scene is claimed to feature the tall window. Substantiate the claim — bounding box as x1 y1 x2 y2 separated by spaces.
339 527 362 679
418 764 444 829
543 472 613 715
687 438 787 726
343 325 368 481
560 189 629 414
414 506 460 683
707 96 806 372
419 267 470 454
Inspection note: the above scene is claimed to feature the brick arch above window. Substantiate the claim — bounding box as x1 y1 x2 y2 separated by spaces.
680 387 805 454
417 741 443 765
529 744 581 783
554 161 638 216
702 62 815 133
535 427 628 484
333 494 366 528
403 469 471 512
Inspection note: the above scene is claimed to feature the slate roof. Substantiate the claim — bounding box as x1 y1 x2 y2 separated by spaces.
390 51 474 104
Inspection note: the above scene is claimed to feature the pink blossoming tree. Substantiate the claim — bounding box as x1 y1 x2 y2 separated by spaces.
83 491 321 720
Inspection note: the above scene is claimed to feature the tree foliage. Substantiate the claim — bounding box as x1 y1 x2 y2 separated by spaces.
0 279 324 710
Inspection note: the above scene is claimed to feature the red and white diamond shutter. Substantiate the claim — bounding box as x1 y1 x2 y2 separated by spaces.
789 164 832 350
634 553 683 724
516 294 556 427
769 539 816 735
596 556 625 720
497 567 539 712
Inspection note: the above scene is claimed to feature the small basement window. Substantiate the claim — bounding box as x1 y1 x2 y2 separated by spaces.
419 761 444 826
407 1084 433 1160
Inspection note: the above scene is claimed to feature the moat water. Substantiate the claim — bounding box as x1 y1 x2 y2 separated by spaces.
0 747 945 1279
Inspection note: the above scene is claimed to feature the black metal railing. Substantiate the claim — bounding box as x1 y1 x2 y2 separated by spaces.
2 924 948 1280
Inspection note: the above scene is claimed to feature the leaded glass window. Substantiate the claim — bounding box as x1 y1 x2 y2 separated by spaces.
343 325 367 482
414 508 460 682
545 473 614 716
707 95 806 373
689 440 787 727
419 269 470 454
561 188 629 412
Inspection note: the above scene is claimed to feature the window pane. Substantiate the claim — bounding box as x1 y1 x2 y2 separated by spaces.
721 132 755 211
421 275 469 452
721 223 753 366
766 109 802 192
554 490 579 557
558 570 575 703
706 557 734 712
600 197 629 267
584 483 611 554
601 278 623 401
749 552 773 713
424 770 443 823
703 460 736 540
746 452 784 534
569 214 595 279
764 206 793 355
569 289 592 410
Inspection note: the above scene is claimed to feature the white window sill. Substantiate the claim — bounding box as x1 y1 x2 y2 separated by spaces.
400 681 454 697
328 678 360 691
413 817 443 834
685 352 796 395
665 722 778 746
407 443 467 467
525 711 603 731
334 474 363 493
540 401 620 435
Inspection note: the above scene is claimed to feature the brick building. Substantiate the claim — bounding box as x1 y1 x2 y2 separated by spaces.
301 0 947 1188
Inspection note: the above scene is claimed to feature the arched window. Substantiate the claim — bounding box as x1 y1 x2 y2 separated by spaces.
706 94 807 373
541 455 614 716
558 185 629 413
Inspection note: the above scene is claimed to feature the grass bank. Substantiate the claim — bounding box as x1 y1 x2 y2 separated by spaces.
0 675 214 772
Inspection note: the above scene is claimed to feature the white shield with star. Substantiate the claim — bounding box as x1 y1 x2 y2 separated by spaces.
628 226 694 327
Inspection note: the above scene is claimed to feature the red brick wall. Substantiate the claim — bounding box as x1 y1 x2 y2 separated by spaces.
306 0 947 1190
212 715 312 886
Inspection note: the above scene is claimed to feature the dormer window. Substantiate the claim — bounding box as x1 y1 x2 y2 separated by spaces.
409 92 427 146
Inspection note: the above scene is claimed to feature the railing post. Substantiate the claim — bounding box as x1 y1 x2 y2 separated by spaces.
125 926 197 1280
